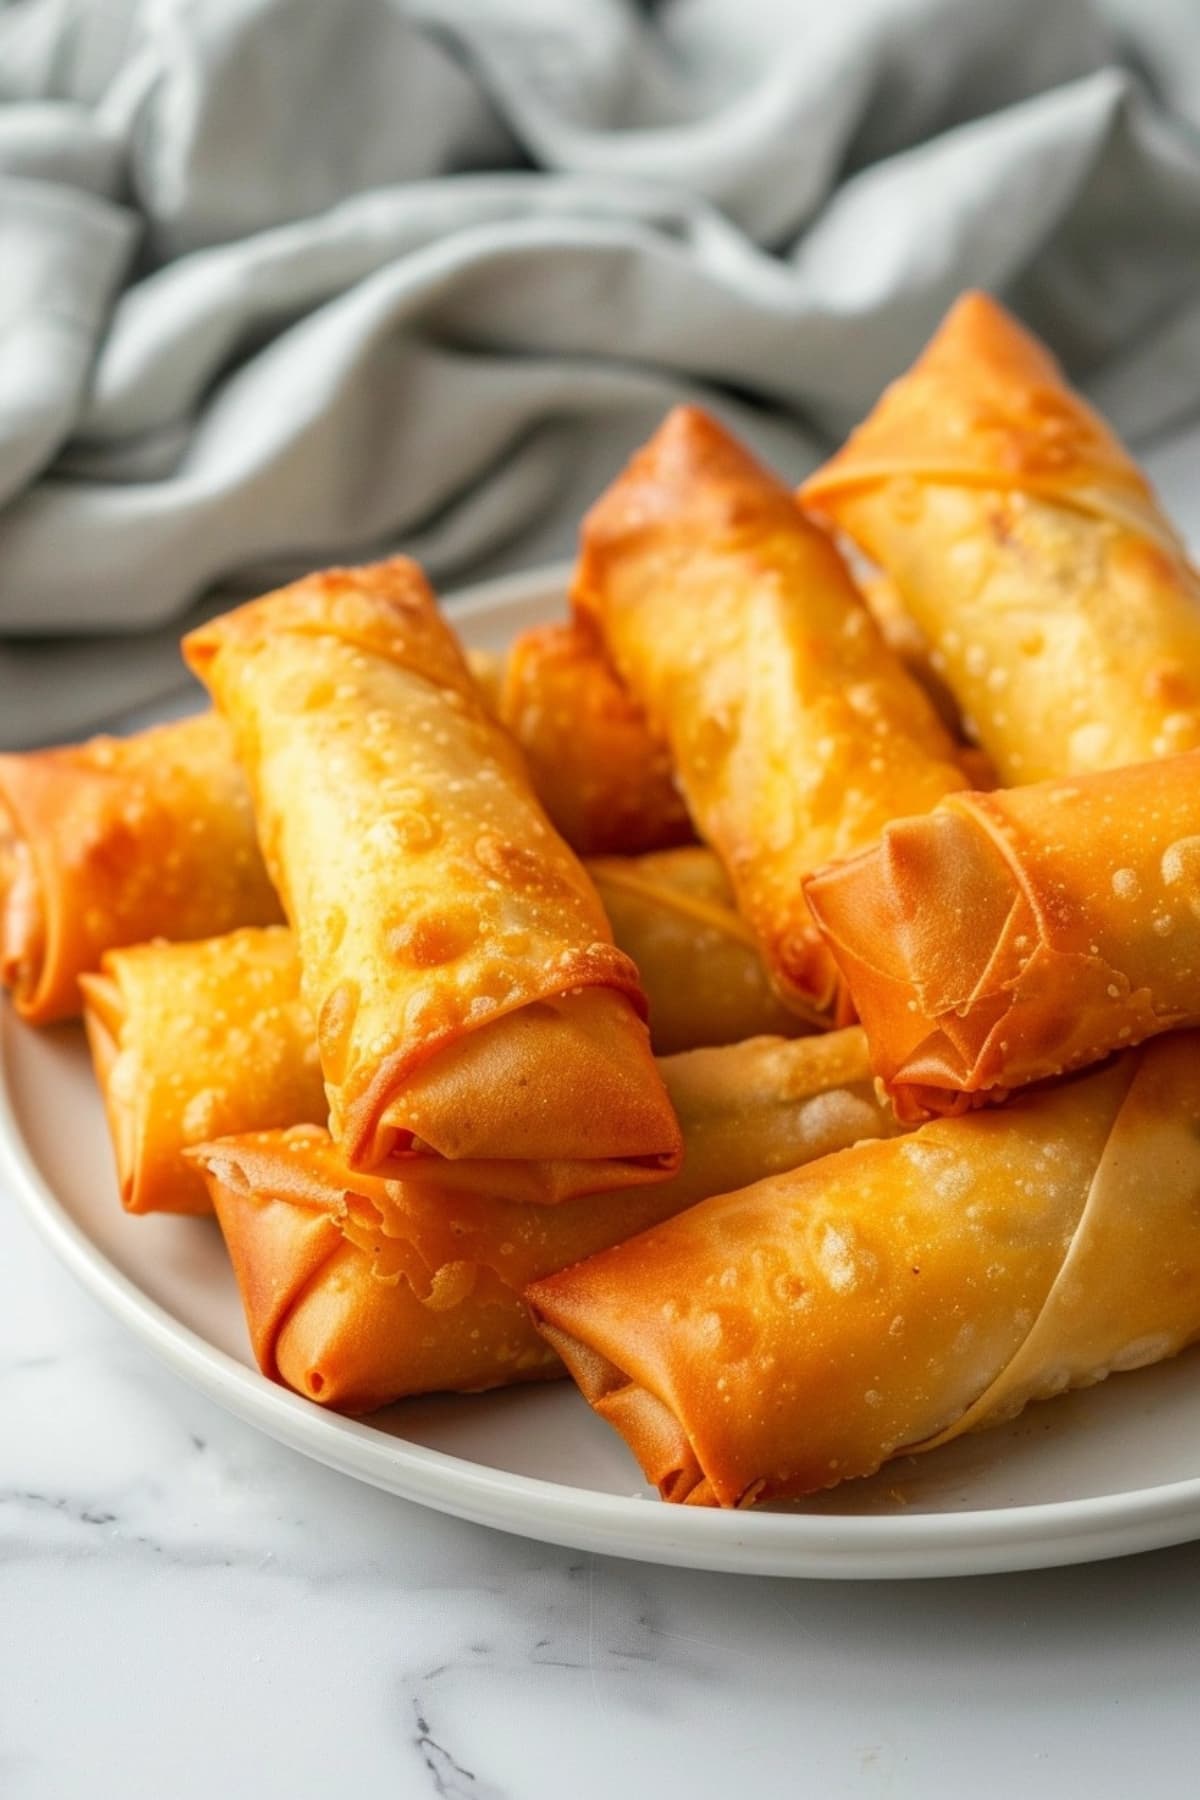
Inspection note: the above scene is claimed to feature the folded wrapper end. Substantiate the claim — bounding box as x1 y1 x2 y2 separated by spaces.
191 1132 566 1410
804 806 1031 1120
769 919 850 1029
349 987 685 1191
191 1137 342 1395
530 1312 711 1504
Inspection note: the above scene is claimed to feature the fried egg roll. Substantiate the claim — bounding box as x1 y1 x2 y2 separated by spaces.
184 559 681 1184
802 292 1200 783
806 750 1200 1119
191 1028 900 1410
573 406 967 1017
499 619 692 856
590 847 805 1053
80 927 325 1215
529 1032 1200 1505
0 712 282 1024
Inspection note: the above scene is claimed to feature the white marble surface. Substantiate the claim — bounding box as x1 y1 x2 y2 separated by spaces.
8 1188 1200 1800
7 422 1200 1799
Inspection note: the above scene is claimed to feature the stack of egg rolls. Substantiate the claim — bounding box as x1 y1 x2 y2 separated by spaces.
82 869 806 1220
190 1028 899 1410
11 291 1200 1516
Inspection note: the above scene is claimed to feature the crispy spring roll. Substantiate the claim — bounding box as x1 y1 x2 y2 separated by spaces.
499 620 692 856
590 847 805 1053
573 407 967 1018
0 712 282 1024
80 928 325 1216
190 1029 901 1410
529 1032 1200 1506
184 558 681 1184
801 292 1200 783
806 750 1200 1119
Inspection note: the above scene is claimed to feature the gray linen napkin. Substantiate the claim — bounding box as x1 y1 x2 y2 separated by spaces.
1 0 1198 745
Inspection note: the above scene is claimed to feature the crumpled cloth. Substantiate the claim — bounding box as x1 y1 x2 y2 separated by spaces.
2 0 1200 744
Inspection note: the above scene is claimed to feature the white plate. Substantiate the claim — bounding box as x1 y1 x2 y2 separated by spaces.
7 563 1200 1580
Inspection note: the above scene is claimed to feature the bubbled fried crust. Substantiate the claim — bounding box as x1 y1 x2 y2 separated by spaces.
184 558 672 1177
801 292 1179 551
499 619 692 857
574 406 803 601
185 557 481 703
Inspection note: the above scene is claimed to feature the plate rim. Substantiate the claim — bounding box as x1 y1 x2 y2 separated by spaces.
8 560 1200 1580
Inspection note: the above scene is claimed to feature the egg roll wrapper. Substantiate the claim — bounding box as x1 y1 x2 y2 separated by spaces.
590 847 806 1053
530 1034 1200 1506
805 752 1200 1119
499 620 692 856
0 712 282 1024
184 559 679 1183
192 1028 899 1410
802 292 1200 783
574 406 966 1017
80 928 325 1216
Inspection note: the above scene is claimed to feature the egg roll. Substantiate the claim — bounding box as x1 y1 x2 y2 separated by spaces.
499 619 692 856
190 1027 901 1410
0 712 282 1024
530 1032 1200 1505
184 558 681 1184
801 292 1200 783
79 927 325 1215
805 749 1200 1120
589 847 805 1053
573 406 967 1018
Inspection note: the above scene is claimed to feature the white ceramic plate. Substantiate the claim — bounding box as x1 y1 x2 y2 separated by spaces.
7 563 1200 1580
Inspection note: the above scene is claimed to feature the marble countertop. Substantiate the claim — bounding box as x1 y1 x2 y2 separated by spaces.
8 424 1200 1800
8 1188 1200 1800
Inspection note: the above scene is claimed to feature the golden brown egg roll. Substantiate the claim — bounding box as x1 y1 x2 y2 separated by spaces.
573 406 967 1018
805 749 1200 1120
529 1032 1200 1506
0 712 282 1024
801 292 1200 784
190 1027 900 1410
499 619 692 856
184 558 681 1184
589 846 806 1053
79 927 325 1216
